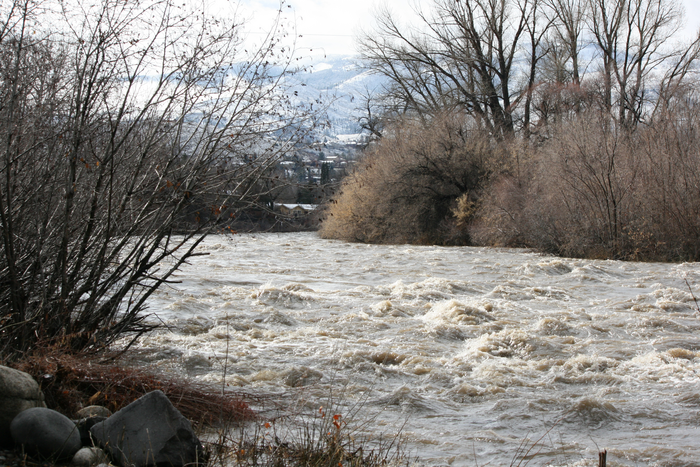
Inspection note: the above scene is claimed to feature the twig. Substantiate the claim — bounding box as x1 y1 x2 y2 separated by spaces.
222 319 230 399
511 418 562 467
685 277 700 313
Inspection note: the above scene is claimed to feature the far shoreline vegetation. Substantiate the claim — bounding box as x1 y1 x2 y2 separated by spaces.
0 0 698 465
319 0 700 264
0 0 412 464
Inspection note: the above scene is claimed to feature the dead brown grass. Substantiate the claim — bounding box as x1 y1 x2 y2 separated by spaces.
7 349 255 427
3 349 413 467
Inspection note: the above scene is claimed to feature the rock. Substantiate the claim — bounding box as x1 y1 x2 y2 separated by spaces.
75 406 111 446
72 447 109 467
283 366 323 387
0 365 46 447
75 416 107 447
10 407 82 460
90 390 204 467
76 406 112 419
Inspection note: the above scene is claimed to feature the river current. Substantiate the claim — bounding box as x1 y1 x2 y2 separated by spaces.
132 232 700 466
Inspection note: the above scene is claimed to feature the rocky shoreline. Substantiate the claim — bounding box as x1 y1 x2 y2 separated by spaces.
0 448 21 467
1 365 204 467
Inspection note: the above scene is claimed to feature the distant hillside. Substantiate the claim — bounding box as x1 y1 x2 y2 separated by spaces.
288 55 386 139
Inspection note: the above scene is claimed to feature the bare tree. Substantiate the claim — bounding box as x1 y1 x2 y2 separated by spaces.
356 87 388 142
545 0 588 86
588 0 684 127
0 0 316 358
358 0 540 139
347 0 700 258
522 0 554 137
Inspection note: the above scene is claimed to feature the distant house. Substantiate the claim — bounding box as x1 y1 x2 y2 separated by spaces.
275 204 317 218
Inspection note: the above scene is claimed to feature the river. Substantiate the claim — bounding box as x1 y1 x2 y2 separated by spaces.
131 232 700 466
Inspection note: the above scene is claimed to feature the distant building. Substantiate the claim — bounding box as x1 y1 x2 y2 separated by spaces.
275 204 317 218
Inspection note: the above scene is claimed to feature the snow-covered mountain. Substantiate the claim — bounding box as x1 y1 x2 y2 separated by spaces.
288 55 386 139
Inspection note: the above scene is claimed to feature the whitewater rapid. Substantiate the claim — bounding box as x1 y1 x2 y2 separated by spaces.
131 232 700 466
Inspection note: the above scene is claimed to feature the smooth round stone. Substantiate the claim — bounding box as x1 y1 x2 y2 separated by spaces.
10 407 81 460
72 447 109 467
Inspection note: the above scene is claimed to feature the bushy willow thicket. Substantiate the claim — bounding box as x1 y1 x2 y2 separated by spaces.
0 0 315 359
320 0 700 261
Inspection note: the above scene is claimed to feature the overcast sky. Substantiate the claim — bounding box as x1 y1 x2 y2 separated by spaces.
239 0 700 58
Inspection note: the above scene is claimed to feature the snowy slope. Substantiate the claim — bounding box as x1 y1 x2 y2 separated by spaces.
287 55 386 137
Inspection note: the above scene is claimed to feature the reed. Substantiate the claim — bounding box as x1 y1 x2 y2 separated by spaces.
6 349 412 467
206 395 413 467
8 349 255 427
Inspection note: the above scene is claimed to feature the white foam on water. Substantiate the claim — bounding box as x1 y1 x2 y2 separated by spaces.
128 232 700 466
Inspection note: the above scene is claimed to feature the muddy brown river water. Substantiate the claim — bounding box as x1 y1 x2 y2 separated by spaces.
131 232 700 466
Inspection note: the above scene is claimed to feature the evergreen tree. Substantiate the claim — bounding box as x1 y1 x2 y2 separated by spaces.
321 162 331 185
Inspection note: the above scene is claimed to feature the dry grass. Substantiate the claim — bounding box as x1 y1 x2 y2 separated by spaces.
206 394 413 467
8 349 255 426
5 349 412 467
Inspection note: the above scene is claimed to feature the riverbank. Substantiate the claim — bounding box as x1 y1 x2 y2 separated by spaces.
6 232 700 465
126 232 700 465
4 351 412 467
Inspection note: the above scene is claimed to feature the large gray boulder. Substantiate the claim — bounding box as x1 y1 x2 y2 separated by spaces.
10 407 82 460
0 365 46 447
90 390 204 467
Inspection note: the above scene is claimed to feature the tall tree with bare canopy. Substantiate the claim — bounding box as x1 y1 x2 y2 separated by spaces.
0 0 315 358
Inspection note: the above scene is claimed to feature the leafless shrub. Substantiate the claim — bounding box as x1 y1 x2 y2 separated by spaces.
320 112 498 245
207 387 413 467
477 109 641 258
0 0 316 359
476 91 700 261
633 88 700 260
